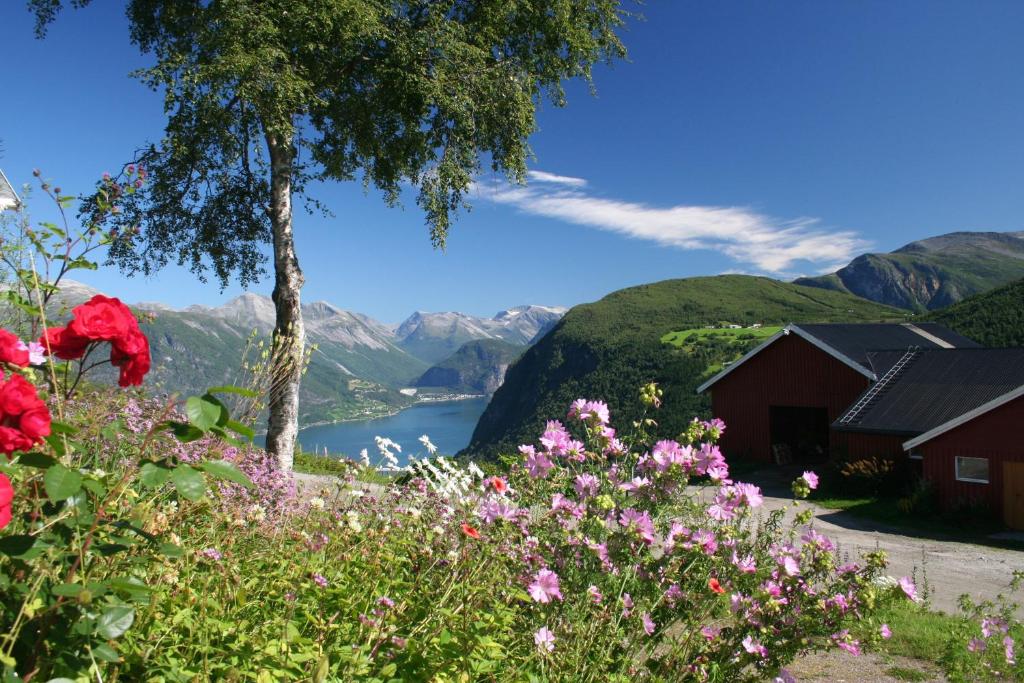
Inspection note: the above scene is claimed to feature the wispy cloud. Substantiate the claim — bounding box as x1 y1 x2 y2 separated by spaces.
477 172 869 274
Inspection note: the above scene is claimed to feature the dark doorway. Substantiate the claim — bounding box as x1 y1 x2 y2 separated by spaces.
769 406 829 464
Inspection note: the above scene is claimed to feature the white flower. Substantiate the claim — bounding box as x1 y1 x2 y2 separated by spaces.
345 510 362 533
309 497 325 510
359 448 370 466
419 434 438 455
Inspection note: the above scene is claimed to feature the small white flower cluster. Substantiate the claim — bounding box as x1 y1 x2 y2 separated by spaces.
408 456 485 504
374 436 402 472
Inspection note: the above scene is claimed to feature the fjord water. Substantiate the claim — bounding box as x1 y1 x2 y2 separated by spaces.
297 397 490 466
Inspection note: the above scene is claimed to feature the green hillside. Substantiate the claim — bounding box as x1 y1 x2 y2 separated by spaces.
794 231 1024 311
464 275 904 460
923 277 1024 347
414 338 523 394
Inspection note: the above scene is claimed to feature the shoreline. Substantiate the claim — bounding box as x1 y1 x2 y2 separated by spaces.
296 392 487 432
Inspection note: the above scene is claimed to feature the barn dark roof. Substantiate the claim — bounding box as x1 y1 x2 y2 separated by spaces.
697 322 979 393
793 323 980 373
833 348 1024 437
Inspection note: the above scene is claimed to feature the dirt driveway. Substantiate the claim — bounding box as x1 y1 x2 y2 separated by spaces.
727 468 1024 614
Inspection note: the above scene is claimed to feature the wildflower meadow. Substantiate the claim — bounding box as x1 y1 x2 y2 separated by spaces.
0 175 1021 681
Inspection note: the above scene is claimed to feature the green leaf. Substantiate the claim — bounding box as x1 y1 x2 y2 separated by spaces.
159 542 185 558
44 463 83 501
185 394 227 431
207 385 259 398
96 605 135 639
49 421 77 435
139 462 171 488
100 419 124 441
164 421 206 443
91 642 120 663
52 583 84 598
225 419 255 441
199 460 252 488
43 434 66 457
0 535 36 558
170 465 205 501
16 452 57 469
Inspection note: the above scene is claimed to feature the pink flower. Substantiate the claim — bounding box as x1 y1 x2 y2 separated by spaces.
781 556 801 577
528 569 563 603
312 573 328 588
898 576 918 602
199 547 222 562
587 585 603 605
801 471 819 490
1004 636 1016 665
734 482 763 508
521 445 554 479
642 613 655 636
534 626 555 653
574 474 600 498
982 617 1008 637
968 638 987 653
731 552 756 574
701 625 720 641
621 592 633 617
742 635 767 658
880 624 892 639
619 508 656 544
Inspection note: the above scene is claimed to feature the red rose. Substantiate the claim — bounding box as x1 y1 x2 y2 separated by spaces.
0 473 12 530
0 427 31 456
0 330 29 367
110 334 151 387
0 375 41 415
39 326 90 360
68 295 134 341
19 407 51 441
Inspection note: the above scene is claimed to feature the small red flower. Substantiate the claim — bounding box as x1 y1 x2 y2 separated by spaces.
461 523 480 540
709 578 725 594
489 476 508 494
0 330 29 367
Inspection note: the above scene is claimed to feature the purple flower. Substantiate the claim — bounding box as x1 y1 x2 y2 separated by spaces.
587 585 603 605
731 552 756 574
781 555 801 577
801 471 819 490
199 547 222 562
521 445 554 479
880 624 892 639
479 499 519 524
619 508 657 544
1005 636 1016 665
377 596 395 609
621 592 633 618
968 638 987 653
574 474 600 498
982 617 1008 637
898 576 918 602
534 626 555 653
742 635 767 658
528 569 563 603
642 613 656 636
312 573 329 588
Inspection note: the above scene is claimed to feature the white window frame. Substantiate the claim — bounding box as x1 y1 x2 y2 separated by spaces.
955 456 989 484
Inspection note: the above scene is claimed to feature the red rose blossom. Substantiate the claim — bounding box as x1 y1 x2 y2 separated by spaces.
39 325 90 360
0 374 51 457
0 330 29 367
111 337 151 387
68 295 133 341
0 473 12 530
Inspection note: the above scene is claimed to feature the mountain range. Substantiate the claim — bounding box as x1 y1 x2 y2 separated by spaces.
794 231 1024 311
47 282 564 427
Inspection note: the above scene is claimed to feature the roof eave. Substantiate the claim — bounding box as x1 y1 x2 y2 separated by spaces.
902 384 1024 450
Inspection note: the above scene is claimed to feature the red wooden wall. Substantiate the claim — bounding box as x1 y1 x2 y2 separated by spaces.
710 333 872 462
919 395 1024 516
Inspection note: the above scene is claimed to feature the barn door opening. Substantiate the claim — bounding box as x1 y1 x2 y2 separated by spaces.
769 406 829 464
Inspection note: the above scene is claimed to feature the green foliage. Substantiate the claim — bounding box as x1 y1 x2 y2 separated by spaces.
924 277 1024 347
467 275 904 459
415 338 524 393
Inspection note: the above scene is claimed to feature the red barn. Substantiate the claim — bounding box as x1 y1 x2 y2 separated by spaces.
698 323 978 464
836 349 1024 527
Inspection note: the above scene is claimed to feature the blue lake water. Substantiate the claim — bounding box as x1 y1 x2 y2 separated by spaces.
297 397 490 466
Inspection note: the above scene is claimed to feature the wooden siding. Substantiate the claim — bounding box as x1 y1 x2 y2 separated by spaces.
919 395 1024 519
834 431 908 461
710 333 871 461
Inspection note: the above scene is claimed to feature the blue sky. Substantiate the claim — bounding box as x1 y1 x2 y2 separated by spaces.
1 1 1022 322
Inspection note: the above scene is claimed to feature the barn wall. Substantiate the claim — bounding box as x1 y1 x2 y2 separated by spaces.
834 432 908 461
919 395 1024 516
710 334 871 462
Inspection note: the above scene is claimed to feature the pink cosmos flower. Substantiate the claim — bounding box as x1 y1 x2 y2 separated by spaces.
642 613 655 636
534 626 555 653
587 585 603 604
880 624 892 639
701 625 720 641
801 471 819 490
522 446 554 478
619 508 657 544
734 482 763 508
982 617 1008 637
731 552 756 573
528 569 563 603
574 473 600 498
742 635 767 658
898 576 918 602
781 555 801 577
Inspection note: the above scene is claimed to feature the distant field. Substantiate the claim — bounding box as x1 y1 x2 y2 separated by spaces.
660 325 782 347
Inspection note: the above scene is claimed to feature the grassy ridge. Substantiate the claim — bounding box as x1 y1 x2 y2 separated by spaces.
465 275 904 460
923 277 1024 347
